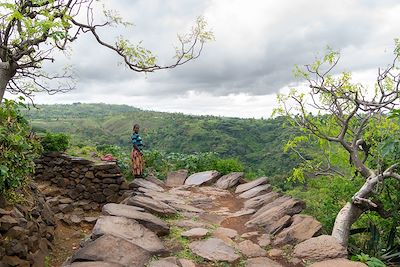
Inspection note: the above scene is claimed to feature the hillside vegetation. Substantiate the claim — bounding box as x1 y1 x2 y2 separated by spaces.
25 103 299 177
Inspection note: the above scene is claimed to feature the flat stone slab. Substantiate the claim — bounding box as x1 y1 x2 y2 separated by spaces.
181 228 209 238
166 170 188 187
168 203 204 213
235 177 268 194
130 178 165 192
71 234 150 266
102 203 169 235
310 259 367 267
245 257 284 267
293 235 347 262
125 195 177 216
238 184 272 199
244 191 280 210
147 258 180 267
213 227 238 239
173 220 209 229
273 214 321 246
189 238 240 262
237 240 266 257
184 171 220 186
215 172 244 189
67 262 123 267
92 216 165 254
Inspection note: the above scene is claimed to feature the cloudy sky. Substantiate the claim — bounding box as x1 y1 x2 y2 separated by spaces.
6 0 400 118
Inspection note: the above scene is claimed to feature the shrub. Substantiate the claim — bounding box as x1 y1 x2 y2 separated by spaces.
41 132 70 152
0 99 42 192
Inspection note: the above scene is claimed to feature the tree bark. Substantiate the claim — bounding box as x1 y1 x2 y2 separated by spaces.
0 62 12 103
332 202 363 247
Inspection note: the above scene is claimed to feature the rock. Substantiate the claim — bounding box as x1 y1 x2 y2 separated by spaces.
238 184 272 199
229 209 256 217
66 262 123 267
168 203 204 213
241 231 259 239
70 215 82 224
257 234 271 247
310 258 367 267
125 196 177 216
273 215 322 246
70 234 150 266
145 175 166 188
184 171 220 186
102 203 169 235
83 217 98 224
245 257 283 267
0 215 18 231
246 198 305 231
1 255 30 267
215 172 244 189
181 228 209 238
178 259 196 267
166 170 188 187
237 240 266 257
173 220 208 229
92 216 166 254
130 178 165 192
244 191 280 210
189 238 240 262
268 248 283 258
252 196 291 218
148 257 180 267
212 227 238 239
293 235 347 262
235 177 268 194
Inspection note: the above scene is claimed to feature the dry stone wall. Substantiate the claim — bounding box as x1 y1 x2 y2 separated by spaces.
34 152 131 207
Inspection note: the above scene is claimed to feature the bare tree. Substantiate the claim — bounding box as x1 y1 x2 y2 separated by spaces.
0 0 213 103
277 41 400 246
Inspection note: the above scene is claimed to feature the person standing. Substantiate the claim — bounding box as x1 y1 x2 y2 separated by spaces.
131 124 144 178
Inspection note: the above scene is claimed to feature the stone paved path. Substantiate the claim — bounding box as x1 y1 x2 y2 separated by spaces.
46 171 336 267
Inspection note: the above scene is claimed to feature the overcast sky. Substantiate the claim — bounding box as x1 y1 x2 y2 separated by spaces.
6 0 400 118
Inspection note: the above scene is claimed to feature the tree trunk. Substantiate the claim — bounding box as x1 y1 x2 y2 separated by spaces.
332 202 363 246
332 173 380 247
0 62 12 103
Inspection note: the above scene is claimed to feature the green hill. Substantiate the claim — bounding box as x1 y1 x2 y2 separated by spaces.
25 103 299 177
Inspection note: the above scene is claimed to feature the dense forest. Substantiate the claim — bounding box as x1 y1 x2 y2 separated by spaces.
25 103 301 178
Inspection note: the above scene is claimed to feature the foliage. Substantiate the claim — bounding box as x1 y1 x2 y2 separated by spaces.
0 98 42 192
351 253 386 267
24 103 300 179
40 132 70 152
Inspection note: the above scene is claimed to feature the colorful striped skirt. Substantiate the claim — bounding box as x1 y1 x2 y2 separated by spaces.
131 149 144 177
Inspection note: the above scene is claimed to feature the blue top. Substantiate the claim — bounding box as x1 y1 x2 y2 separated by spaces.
131 133 143 151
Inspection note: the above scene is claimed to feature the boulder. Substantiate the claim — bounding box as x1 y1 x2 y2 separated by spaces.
252 196 292 218
215 172 244 189
173 220 208 229
237 240 266 257
125 195 177 216
145 175 166 188
102 203 169 235
92 216 165 254
178 259 196 267
257 234 271 247
310 259 367 267
165 170 188 187
70 234 150 266
243 191 280 210
181 228 209 239
293 235 347 262
273 215 322 246
130 178 164 192
189 238 240 262
168 203 204 213
212 227 238 239
238 184 272 199
147 257 180 267
246 198 305 231
235 177 268 194
66 262 123 267
184 171 220 186
244 257 283 267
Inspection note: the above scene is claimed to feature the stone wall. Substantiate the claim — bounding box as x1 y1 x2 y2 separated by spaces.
0 183 55 267
34 152 131 206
